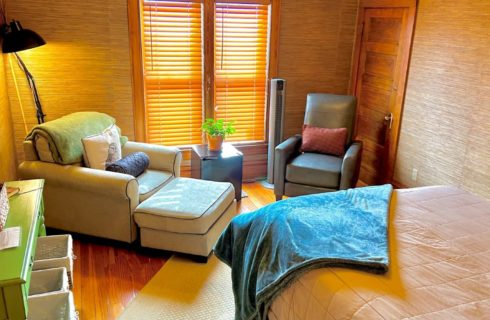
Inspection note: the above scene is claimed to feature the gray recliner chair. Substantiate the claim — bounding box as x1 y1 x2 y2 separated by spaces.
274 93 362 200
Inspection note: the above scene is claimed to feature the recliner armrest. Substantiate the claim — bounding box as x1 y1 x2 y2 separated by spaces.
339 141 363 190
122 141 182 177
274 135 302 196
18 161 139 200
23 141 39 161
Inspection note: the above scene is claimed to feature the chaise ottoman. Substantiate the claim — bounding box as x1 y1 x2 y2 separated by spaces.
134 177 237 258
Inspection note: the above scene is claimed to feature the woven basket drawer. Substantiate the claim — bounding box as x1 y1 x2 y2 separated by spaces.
29 267 69 296
28 291 76 320
33 235 74 288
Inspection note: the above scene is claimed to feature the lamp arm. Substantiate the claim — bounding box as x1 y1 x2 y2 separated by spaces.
13 52 45 124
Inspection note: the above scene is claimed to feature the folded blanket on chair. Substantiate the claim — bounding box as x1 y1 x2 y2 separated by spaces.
214 184 393 320
26 112 127 164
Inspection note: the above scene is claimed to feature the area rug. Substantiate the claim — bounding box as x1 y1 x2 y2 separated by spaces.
118 255 234 320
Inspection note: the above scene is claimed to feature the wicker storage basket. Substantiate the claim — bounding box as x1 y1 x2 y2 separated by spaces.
33 235 74 288
29 267 69 296
0 185 8 231
28 291 77 320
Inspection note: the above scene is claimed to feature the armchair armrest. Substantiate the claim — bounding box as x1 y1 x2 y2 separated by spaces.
274 135 302 196
122 141 182 177
18 161 139 200
339 140 363 190
18 161 140 242
23 140 39 161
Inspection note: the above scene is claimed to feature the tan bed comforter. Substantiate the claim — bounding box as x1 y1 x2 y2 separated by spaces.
269 186 490 319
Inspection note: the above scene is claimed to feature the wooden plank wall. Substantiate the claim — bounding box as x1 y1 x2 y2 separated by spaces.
394 0 490 198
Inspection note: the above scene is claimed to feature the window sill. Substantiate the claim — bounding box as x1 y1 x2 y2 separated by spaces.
177 140 268 151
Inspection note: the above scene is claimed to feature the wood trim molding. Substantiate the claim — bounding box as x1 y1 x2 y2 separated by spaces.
349 7 364 96
263 0 281 142
386 3 417 182
128 0 146 142
204 1 215 120
360 0 416 8
268 0 281 80
391 179 408 189
216 0 271 4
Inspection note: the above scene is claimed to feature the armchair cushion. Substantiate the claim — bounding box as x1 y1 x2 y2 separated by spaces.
122 141 182 176
81 124 122 170
286 153 342 189
301 125 347 156
137 169 173 201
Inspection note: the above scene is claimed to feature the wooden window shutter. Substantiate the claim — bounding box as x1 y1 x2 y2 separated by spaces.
142 0 203 146
214 2 270 142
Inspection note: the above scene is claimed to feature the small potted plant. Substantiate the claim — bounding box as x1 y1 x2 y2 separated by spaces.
201 118 236 151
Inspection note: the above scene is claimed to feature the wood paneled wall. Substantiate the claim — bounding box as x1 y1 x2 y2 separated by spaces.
5 0 134 162
394 0 490 198
277 0 359 138
0 58 17 182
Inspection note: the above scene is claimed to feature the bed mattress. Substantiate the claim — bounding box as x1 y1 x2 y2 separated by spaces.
268 186 490 319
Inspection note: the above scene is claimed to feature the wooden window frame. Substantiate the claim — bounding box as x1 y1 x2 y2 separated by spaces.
128 0 280 144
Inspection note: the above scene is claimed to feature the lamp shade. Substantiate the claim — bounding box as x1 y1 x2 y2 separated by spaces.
2 20 45 53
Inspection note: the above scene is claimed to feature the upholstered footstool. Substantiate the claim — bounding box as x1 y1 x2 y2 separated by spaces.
134 177 237 258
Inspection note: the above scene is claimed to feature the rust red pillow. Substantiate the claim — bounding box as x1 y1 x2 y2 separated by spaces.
301 125 348 156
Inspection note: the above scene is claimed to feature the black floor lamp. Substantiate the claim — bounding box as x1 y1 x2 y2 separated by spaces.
1 20 46 124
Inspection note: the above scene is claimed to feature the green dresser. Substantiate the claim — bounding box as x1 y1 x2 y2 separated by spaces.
0 180 46 320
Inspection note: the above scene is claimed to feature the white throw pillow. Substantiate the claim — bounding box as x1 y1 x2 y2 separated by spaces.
82 125 122 170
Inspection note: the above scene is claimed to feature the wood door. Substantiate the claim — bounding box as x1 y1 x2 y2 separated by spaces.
351 0 416 185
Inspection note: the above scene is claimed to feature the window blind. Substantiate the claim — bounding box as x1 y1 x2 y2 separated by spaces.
214 2 269 142
142 0 203 146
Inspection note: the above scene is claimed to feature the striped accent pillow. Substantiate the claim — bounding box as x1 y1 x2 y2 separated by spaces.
301 125 347 156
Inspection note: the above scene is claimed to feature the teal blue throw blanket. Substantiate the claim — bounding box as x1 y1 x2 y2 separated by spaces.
214 184 393 320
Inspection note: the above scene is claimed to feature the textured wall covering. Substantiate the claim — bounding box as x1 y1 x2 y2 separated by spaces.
394 0 490 198
0 58 17 181
277 0 359 139
5 0 359 179
5 0 134 162
4 0 359 181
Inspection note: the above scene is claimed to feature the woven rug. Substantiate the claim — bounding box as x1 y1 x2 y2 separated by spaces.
118 255 234 320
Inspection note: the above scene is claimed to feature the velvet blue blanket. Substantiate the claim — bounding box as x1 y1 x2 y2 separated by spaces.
214 184 393 320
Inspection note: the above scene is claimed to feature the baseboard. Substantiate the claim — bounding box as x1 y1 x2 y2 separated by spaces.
391 179 408 189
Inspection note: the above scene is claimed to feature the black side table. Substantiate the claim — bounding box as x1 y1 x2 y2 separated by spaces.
191 143 243 201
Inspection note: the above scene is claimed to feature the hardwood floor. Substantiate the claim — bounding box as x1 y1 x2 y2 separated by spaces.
70 181 275 320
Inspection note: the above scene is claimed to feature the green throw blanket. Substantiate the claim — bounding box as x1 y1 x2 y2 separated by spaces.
26 112 127 165
214 184 393 320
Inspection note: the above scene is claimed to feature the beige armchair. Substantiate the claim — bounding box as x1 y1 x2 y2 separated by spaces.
274 93 362 200
19 140 182 243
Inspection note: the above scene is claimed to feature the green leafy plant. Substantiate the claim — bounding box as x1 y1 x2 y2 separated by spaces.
201 118 236 137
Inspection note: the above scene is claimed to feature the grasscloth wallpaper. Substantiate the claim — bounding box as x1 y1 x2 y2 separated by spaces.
394 0 490 198
278 0 358 139
5 0 134 163
0 58 17 181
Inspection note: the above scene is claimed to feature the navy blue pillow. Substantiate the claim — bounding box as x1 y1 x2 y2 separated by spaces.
106 152 149 177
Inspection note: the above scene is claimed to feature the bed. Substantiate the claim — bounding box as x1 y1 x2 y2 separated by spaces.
268 186 490 319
